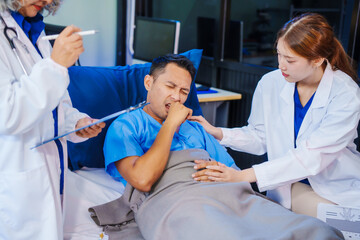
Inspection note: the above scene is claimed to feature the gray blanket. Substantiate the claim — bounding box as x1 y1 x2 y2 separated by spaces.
89 149 343 240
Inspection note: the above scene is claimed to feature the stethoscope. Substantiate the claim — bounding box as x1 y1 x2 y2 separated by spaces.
0 15 30 76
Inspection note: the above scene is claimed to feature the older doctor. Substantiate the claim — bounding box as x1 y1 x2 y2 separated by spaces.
0 0 105 239
191 13 360 217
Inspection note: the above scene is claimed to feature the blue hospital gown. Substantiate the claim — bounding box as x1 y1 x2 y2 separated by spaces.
104 108 235 185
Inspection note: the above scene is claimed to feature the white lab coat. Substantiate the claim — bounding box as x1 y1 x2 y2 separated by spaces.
0 11 87 239
220 63 360 209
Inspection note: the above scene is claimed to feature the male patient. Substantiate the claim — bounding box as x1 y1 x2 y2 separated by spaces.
104 54 236 190
90 55 343 240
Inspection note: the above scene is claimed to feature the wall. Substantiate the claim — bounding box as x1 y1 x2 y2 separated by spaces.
230 0 290 41
44 0 117 66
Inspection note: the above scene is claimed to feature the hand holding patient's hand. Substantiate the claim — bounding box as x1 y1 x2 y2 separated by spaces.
75 117 105 138
192 160 223 182
193 161 257 183
165 102 192 128
201 162 241 182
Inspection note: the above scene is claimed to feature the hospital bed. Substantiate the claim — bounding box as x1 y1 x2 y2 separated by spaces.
63 49 203 239
63 48 356 239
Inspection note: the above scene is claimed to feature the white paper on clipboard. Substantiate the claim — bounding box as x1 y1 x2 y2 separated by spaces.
317 203 360 240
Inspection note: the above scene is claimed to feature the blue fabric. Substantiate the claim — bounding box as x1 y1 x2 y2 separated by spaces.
104 109 234 185
67 49 203 170
294 85 315 186
52 108 64 194
294 85 315 145
197 89 218 94
10 11 44 54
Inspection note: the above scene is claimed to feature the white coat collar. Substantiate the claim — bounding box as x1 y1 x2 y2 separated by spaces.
280 79 295 104
279 80 295 144
0 11 16 28
297 63 334 140
311 62 333 108
0 11 26 43
0 11 50 61
278 63 334 143
279 62 334 106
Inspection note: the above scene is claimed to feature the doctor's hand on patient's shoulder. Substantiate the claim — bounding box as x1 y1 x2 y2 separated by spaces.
165 102 192 128
75 117 105 138
188 115 223 141
50 25 85 68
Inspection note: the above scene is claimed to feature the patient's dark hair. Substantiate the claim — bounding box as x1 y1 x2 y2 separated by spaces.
150 54 196 81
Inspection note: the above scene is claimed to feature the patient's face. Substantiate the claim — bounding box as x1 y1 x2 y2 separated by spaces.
144 63 192 124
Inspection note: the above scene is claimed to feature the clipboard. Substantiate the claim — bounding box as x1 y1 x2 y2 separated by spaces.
31 101 148 149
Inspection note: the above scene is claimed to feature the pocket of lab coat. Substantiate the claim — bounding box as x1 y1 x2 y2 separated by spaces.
0 164 55 231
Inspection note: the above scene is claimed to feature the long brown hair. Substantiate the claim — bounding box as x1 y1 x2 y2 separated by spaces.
276 13 358 82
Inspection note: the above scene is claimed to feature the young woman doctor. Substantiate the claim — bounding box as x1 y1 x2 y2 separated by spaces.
191 13 360 217
0 0 105 239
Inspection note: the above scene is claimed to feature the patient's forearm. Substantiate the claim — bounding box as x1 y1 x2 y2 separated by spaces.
116 120 177 192
117 103 192 192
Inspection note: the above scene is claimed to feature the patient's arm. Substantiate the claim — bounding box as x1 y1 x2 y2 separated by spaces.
115 102 192 192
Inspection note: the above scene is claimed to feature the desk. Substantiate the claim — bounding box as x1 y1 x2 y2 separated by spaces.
197 86 242 127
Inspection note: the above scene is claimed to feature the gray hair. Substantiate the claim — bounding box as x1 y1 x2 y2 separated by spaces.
0 0 62 15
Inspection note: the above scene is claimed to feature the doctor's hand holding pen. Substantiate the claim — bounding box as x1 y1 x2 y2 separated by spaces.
49 25 106 139
50 25 84 68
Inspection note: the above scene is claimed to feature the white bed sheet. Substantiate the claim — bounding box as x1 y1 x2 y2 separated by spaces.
63 168 125 240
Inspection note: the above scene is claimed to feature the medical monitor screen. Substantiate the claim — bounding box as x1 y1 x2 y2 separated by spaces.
133 17 180 62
